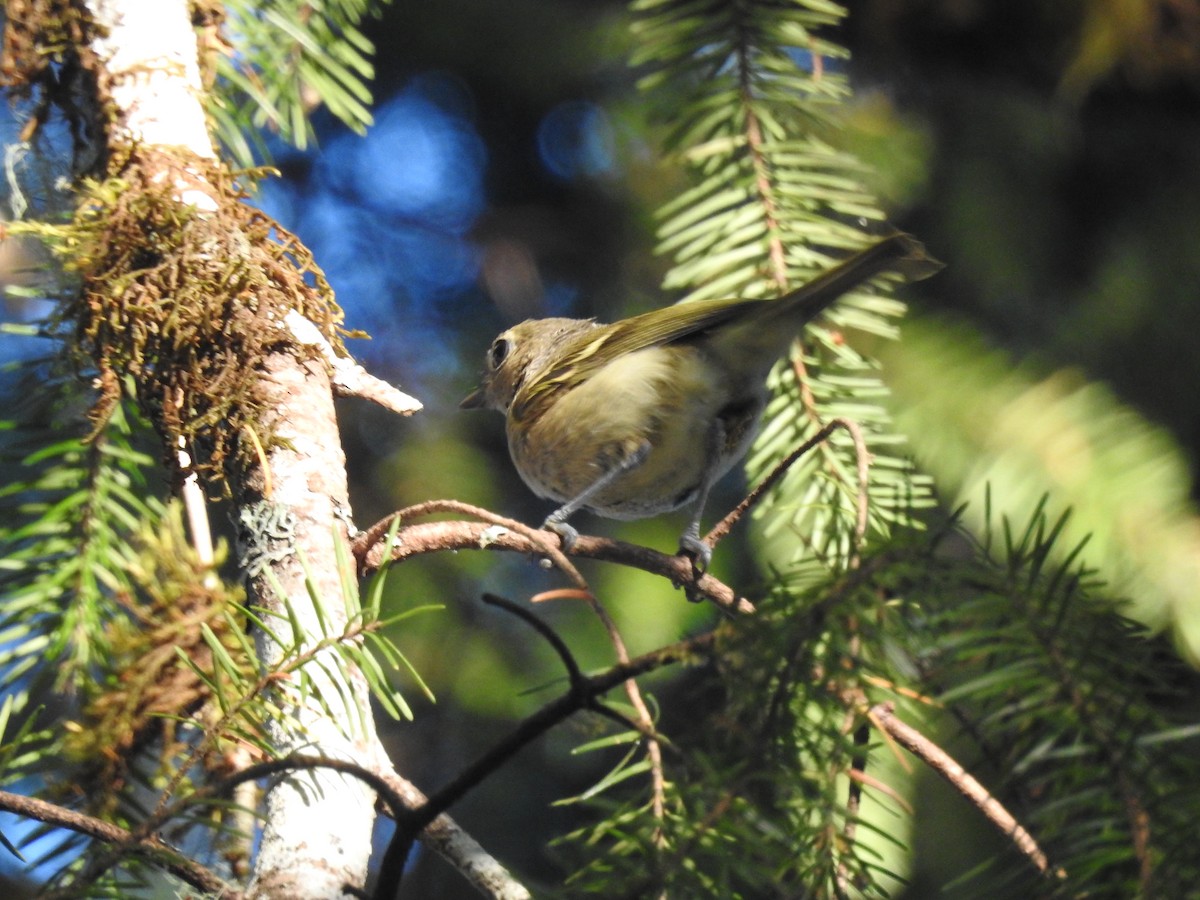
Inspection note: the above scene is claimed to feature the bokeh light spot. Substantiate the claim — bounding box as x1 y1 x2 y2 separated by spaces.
536 101 616 181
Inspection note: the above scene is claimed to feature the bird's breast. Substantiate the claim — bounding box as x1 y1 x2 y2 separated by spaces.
507 345 762 519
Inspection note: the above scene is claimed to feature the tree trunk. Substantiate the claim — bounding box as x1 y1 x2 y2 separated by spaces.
235 351 379 898
85 1 379 894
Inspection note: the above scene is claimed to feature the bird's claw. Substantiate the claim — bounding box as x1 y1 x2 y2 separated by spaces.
678 532 712 575
543 519 579 554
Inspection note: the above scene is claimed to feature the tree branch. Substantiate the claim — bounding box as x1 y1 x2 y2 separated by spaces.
367 765 533 900
483 592 583 686
355 510 754 615
285 310 422 416
147 753 531 900
0 789 236 899
488 591 673 838
354 500 588 589
381 629 720 887
705 417 867 551
868 702 1061 879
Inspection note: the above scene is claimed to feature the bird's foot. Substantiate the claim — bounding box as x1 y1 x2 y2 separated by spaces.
542 518 580 554
678 530 712 576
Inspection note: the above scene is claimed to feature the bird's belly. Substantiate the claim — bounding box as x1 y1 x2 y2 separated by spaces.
508 346 759 519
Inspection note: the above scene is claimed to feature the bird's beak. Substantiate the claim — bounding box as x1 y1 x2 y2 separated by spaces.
460 388 485 410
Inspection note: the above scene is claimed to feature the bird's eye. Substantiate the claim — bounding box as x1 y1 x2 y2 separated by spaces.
488 337 510 370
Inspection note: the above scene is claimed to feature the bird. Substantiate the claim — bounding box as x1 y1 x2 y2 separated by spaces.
461 232 941 569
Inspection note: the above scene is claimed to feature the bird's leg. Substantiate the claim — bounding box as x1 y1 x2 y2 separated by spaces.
677 419 728 574
678 500 712 574
542 440 652 552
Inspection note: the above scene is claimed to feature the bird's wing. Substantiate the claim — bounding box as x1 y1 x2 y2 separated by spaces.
511 233 942 422
510 298 751 423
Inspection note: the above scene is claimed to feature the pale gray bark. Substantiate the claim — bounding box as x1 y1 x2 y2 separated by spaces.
77 2 529 897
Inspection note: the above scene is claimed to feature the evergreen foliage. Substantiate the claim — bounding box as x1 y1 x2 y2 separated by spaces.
904 502 1200 897
0 382 161 695
544 1 1200 896
559 506 1200 897
886 318 1200 661
0 372 424 888
213 0 392 164
633 0 933 580
551 0 938 893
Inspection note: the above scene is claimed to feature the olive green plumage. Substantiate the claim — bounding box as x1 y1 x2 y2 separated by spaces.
462 232 941 565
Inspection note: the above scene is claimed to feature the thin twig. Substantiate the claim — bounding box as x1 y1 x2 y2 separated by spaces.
588 701 675 749
791 346 822 423
838 418 871 567
486 593 671 750
845 764 913 814
705 417 866 550
737 52 788 292
532 588 669 845
384 630 720 880
836 717 871 896
0 789 236 899
869 702 1060 878
530 588 594 604
483 593 583 687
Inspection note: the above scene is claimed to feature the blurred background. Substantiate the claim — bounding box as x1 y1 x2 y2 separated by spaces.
4 0 1200 895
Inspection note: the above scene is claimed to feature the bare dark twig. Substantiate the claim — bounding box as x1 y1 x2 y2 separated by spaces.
484 593 671 749
482 592 584 687
381 629 720 889
836 718 872 896
529 584 671 843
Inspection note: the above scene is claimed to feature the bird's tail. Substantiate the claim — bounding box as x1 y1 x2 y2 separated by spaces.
771 231 943 318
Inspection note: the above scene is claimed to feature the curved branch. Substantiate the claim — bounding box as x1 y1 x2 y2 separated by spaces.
367 765 533 900
357 517 754 615
483 593 583 686
868 702 1060 879
354 500 588 589
493 589 671 842
148 755 531 900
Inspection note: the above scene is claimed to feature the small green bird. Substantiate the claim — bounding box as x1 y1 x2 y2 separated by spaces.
462 233 941 567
